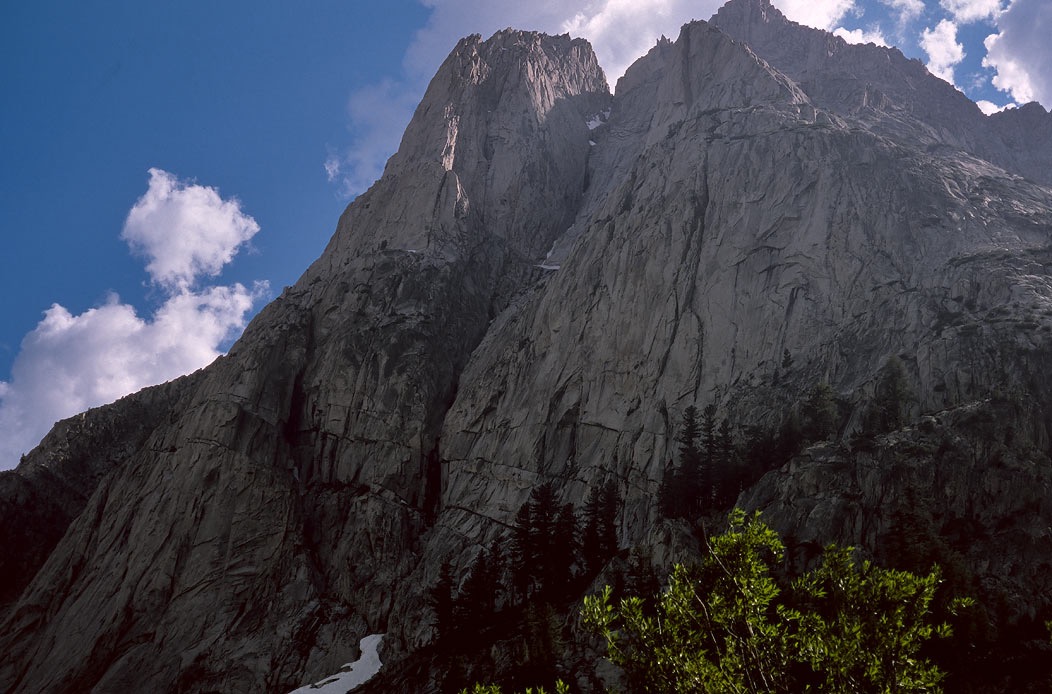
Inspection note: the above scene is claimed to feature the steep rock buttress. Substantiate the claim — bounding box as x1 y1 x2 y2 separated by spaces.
0 30 608 694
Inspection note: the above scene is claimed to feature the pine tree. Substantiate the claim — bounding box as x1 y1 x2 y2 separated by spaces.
582 485 604 574
459 547 496 625
511 502 534 600
584 480 621 574
429 558 457 641
625 546 659 609
714 417 737 506
512 482 567 600
598 479 620 561
657 459 682 519
549 503 578 596
802 381 838 442
486 538 505 607
869 355 912 433
679 406 704 516
775 410 804 465
700 404 718 509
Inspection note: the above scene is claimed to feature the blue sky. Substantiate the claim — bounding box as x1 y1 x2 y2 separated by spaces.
2 0 1049 468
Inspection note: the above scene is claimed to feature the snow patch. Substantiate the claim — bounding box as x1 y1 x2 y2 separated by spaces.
545 237 561 261
586 108 611 130
288 634 384 694
536 234 566 270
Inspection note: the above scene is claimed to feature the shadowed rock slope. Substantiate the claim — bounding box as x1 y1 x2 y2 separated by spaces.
3 0 1052 691
0 30 608 693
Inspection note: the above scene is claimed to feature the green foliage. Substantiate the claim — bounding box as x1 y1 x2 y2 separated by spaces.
625 545 660 605
430 559 457 640
582 480 620 575
512 482 569 600
662 406 703 518
584 510 789 693
459 541 503 623
801 381 838 442
551 503 578 593
511 480 621 602
462 680 569 694
583 509 956 693
700 404 718 465
868 355 913 433
780 545 952 692
660 405 732 520
676 405 701 454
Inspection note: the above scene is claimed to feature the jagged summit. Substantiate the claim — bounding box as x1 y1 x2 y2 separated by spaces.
710 0 787 31
713 0 986 143
3 7 1052 692
710 0 1052 185
315 28 609 269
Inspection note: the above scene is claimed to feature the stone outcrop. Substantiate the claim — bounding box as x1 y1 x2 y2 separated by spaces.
0 30 609 693
0 375 199 612
741 399 1052 623
3 0 1052 691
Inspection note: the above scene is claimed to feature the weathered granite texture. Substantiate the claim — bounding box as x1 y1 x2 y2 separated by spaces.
0 30 609 693
3 0 1052 690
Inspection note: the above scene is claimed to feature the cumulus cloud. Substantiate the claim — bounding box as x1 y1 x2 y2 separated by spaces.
833 26 888 45
975 98 1016 114
880 0 925 24
940 0 1004 23
562 0 716 85
122 168 259 291
0 170 266 469
982 0 1052 107
920 19 965 85
775 0 856 30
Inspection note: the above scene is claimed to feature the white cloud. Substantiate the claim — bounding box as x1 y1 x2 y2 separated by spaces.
880 0 925 24
833 26 888 45
323 153 341 182
0 172 267 469
326 78 423 198
122 168 260 291
920 19 965 85
559 0 723 86
774 0 856 31
940 0 1004 24
982 0 1052 107
975 98 1016 114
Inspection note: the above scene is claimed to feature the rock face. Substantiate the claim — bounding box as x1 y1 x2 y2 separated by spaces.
0 30 609 693
0 375 199 612
3 0 1052 691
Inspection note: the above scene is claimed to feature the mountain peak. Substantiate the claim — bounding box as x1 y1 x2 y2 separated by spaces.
711 0 790 32
6 6 1052 692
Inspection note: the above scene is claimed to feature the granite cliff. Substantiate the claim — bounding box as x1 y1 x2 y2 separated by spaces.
3 0 1052 691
